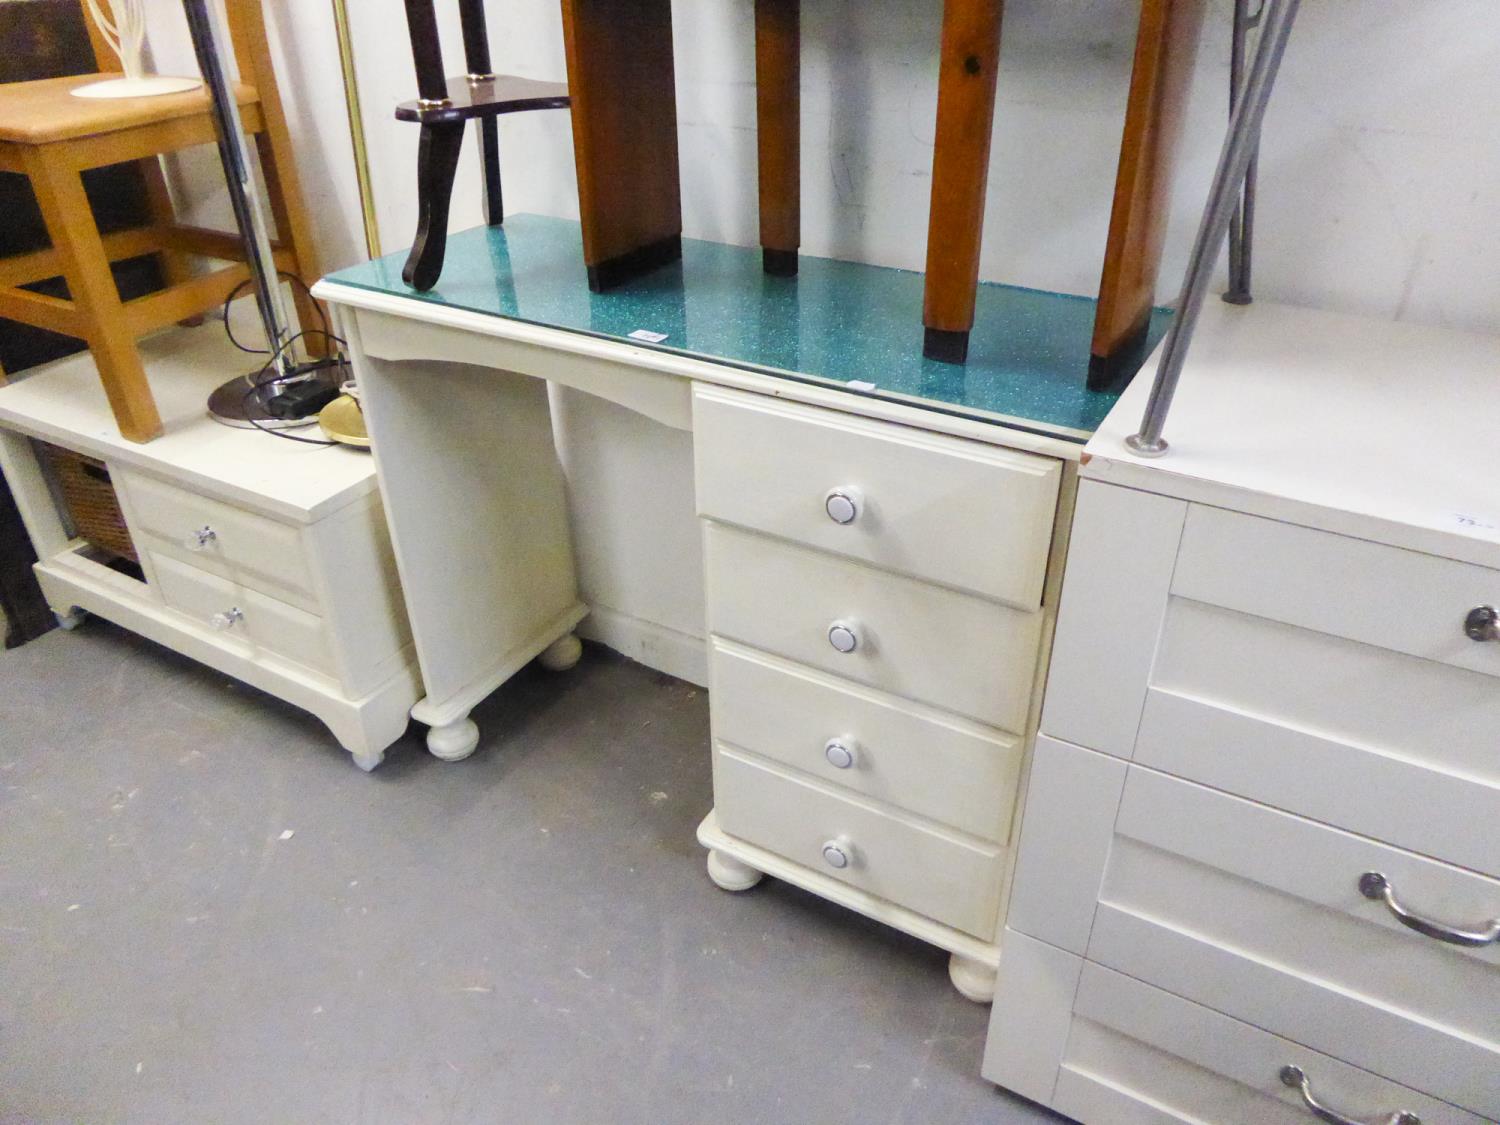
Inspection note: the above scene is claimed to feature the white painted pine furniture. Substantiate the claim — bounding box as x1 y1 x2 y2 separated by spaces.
317 273 1086 1000
984 300 1500 1123
0 325 421 771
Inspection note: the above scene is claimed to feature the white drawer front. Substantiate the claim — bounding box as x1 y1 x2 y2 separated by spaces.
122 470 317 609
1174 504 1500 680
693 385 1061 608
709 639 1021 842
713 746 1004 940
151 552 334 677
1052 963 1484 1125
704 522 1043 729
1088 767 1500 1118
1147 598 1500 876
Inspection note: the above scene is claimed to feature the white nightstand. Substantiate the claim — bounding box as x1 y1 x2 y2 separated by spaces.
0 325 421 771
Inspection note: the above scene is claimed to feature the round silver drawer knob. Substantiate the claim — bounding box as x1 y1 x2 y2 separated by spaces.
821 838 852 870
184 526 217 552
824 738 858 770
210 607 244 631
824 488 861 525
827 622 859 654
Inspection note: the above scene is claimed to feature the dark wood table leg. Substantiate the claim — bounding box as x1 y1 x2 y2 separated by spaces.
756 0 800 277
559 0 682 291
402 122 466 290
1089 0 1206 388
922 0 1006 365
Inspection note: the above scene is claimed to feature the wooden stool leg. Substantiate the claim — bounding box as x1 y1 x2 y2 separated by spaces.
23 149 162 443
403 123 466 291
1089 0 1206 388
922 0 1006 365
136 157 200 325
756 0 800 277
560 0 682 291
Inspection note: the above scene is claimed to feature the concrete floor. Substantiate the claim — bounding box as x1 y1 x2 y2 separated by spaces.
0 622 1062 1125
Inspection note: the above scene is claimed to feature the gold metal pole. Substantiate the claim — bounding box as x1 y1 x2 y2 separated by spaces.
331 0 382 259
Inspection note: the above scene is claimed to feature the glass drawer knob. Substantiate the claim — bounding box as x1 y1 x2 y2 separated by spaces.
210 607 244 631
828 622 859 654
184 527 217 552
1465 605 1499 642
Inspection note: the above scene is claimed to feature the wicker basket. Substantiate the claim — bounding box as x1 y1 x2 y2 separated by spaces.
40 443 138 565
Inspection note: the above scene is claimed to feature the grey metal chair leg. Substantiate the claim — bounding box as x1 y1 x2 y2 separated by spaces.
1225 0 1264 305
1126 0 1302 458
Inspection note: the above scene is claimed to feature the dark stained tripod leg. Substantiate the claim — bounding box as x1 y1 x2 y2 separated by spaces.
403 122 466 291
480 116 503 226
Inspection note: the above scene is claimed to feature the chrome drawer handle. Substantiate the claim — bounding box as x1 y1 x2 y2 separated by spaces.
1465 605 1499 642
1279 1065 1420 1125
1359 872 1500 947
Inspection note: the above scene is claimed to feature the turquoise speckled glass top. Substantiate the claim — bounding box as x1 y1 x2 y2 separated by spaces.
326 214 1171 441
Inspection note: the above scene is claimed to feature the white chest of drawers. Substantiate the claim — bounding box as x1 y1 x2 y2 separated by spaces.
693 384 1070 1000
984 302 1500 1123
0 327 421 771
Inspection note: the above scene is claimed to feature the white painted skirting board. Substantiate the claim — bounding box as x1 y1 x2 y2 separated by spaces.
577 603 708 688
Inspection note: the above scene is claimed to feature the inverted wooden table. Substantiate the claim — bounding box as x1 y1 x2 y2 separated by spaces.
559 0 1204 382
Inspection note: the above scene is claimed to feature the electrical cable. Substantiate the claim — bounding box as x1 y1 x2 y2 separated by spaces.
236 328 352 447
217 271 355 447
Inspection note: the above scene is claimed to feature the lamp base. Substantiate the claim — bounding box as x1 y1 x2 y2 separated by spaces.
72 76 202 99
207 365 343 431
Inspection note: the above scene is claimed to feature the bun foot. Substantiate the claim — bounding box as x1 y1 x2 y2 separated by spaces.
948 953 997 1003
426 717 480 762
706 848 763 892
537 632 583 672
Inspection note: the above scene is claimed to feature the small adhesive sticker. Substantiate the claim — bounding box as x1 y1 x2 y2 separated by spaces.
1451 512 1499 537
848 380 877 391
628 329 669 344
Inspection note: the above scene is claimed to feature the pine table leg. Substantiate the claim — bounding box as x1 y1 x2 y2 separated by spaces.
1089 0 1207 388
756 0 800 277
23 148 162 444
559 0 682 291
922 0 1006 365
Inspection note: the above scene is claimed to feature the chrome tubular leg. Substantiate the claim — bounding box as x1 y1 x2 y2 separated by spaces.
1126 0 1301 458
1224 0 1263 305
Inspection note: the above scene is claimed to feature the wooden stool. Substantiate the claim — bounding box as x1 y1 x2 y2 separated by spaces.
397 0 570 292
0 0 322 443
558 0 1205 381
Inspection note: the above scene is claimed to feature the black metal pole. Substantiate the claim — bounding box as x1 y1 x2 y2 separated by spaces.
181 0 293 374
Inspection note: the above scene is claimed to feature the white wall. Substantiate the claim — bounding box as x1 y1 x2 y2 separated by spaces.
142 0 1500 669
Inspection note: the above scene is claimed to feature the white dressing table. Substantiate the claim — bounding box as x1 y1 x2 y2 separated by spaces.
314 214 1155 1000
